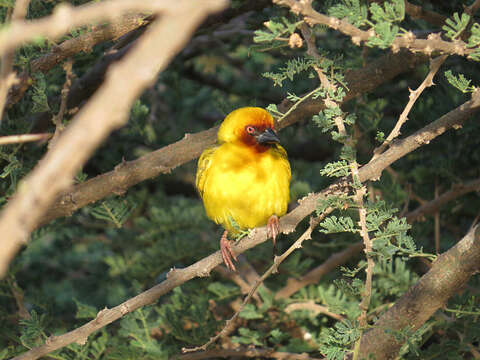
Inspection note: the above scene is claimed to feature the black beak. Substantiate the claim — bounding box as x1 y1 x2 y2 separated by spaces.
256 128 280 144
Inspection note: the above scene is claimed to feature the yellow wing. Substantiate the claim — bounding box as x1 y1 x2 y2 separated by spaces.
195 145 218 198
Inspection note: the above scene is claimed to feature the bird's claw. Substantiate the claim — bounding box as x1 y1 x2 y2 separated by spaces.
220 230 237 271
267 215 280 254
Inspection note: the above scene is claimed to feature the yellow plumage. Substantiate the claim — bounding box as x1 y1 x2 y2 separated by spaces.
196 107 291 269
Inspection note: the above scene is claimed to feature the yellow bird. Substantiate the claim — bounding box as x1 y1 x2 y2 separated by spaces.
196 107 291 271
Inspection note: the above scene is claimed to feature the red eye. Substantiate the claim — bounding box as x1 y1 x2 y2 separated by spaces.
245 125 256 135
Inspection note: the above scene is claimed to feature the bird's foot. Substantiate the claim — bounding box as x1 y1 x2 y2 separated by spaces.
267 215 280 254
220 230 238 271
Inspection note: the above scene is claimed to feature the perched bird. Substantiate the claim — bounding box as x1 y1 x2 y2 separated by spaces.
196 107 291 271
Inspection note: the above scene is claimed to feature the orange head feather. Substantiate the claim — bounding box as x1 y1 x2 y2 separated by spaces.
217 107 280 152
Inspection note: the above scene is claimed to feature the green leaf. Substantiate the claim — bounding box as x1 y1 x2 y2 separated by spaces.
319 215 356 234
74 299 98 319
318 320 360 359
376 131 385 142
89 197 137 228
31 73 50 113
320 160 350 177
317 194 353 214
0 348 9 360
19 310 47 348
254 17 302 43
328 0 368 27
367 22 399 49
444 70 476 93
239 303 263 319
231 327 263 346
0 0 14 8
207 282 239 299
269 329 289 344
266 103 283 117
443 12 470 40
370 0 405 23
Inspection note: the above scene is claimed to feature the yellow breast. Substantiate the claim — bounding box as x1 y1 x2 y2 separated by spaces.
196 142 291 234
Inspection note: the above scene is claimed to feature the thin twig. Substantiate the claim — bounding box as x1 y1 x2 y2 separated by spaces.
284 300 345 321
434 179 441 254
371 54 447 160
406 177 480 223
49 60 74 149
7 277 31 320
214 265 262 304
351 183 373 360
326 72 374 359
182 214 326 353
0 133 52 145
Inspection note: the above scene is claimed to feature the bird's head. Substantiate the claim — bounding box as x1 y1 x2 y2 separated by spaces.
217 107 280 152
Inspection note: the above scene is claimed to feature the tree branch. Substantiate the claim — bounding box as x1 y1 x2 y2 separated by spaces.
274 0 475 58
183 214 325 353
406 178 480 223
372 54 447 160
0 0 30 121
361 89 480 181
275 241 364 299
6 13 148 108
173 346 324 360
0 0 197 55
357 225 480 359
0 0 228 278
39 49 427 226
0 133 52 145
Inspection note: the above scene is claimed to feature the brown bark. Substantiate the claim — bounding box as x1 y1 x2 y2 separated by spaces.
357 225 480 359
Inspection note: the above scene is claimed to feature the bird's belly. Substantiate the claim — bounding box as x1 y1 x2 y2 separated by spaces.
202 161 289 234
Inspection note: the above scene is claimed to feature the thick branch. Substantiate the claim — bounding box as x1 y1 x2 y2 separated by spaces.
0 0 228 278
39 127 218 225
6 13 148 108
0 0 30 121
0 0 197 55
0 133 52 145
40 50 426 225
358 225 480 359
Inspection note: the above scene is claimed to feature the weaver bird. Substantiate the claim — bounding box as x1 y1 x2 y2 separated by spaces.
196 107 291 271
